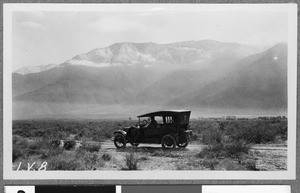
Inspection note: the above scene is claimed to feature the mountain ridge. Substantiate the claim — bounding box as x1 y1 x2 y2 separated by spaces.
12 41 287 119
166 43 287 110
14 40 262 75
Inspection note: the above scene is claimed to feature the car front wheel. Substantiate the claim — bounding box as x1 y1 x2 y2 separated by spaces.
161 134 176 149
114 134 126 149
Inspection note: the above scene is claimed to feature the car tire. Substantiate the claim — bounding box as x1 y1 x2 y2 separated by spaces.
177 140 188 148
177 133 189 148
161 134 176 149
130 142 139 147
114 134 126 149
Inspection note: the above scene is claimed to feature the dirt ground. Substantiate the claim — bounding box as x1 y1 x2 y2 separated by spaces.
95 140 287 171
250 145 287 171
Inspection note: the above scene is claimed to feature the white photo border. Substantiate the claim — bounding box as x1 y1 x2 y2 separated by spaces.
3 3 297 180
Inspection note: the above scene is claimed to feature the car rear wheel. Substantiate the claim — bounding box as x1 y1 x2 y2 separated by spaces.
130 142 139 147
177 133 189 148
177 140 188 148
114 134 126 149
161 134 176 149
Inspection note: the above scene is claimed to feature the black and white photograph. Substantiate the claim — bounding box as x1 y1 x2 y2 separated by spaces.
3 4 297 179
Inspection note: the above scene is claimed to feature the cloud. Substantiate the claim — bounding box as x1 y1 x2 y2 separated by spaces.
86 17 150 33
21 21 43 30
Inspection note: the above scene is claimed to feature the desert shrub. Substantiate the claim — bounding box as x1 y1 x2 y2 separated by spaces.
233 122 271 143
217 158 246 170
201 158 219 170
74 146 86 158
190 133 199 141
13 135 65 161
12 119 139 145
47 155 81 170
47 151 105 170
241 158 258 171
39 146 64 159
268 122 287 142
190 119 287 145
29 140 63 157
82 152 104 170
13 119 130 141
27 140 47 154
199 139 250 159
104 133 112 139
13 136 29 147
49 139 61 147
224 121 287 144
124 152 139 170
74 132 83 140
102 153 112 161
13 137 29 161
222 140 250 157
198 122 251 158
64 140 76 150
13 147 24 162
79 143 101 153
202 127 223 145
74 149 105 170
237 154 258 171
198 142 255 171
197 124 256 170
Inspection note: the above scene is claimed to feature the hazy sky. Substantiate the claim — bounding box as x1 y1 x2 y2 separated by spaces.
12 5 288 71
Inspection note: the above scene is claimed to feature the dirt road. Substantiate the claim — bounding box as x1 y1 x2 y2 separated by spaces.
100 140 287 151
101 140 204 151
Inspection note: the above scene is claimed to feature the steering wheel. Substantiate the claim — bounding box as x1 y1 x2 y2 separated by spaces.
143 119 149 125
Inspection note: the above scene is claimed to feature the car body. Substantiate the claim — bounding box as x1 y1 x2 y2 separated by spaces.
113 110 192 149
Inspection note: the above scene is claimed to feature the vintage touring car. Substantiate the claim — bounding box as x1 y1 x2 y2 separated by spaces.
113 110 192 149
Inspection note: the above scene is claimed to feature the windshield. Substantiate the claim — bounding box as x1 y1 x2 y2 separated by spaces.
139 117 151 126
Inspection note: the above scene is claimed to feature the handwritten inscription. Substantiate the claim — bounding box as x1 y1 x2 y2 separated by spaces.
16 162 47 171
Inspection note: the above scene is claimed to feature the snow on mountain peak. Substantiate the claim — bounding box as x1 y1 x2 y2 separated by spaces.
14 63 59 75
65 43 157 67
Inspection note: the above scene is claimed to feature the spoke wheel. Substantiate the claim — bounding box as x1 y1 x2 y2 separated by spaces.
114 134 126 149
161 134 176 150
177 133 189 148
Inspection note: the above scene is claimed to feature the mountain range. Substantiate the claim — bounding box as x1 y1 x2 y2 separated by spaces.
12 40 287 119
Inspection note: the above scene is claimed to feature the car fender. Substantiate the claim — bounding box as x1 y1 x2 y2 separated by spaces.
113 130 127 136
179 129 193 141
182 130 193 134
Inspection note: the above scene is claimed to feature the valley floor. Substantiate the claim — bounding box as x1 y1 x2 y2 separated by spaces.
13 139 287 171
94 141 287 171
12 118 288 171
